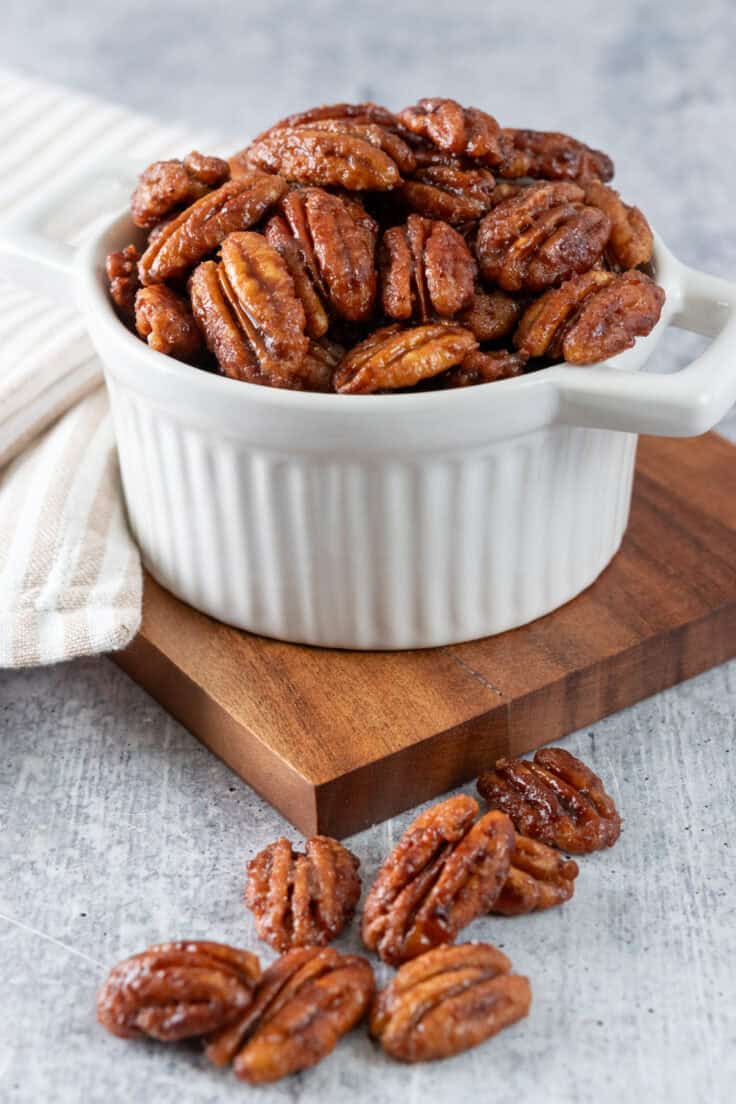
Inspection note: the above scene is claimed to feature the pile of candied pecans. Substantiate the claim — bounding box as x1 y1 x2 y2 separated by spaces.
106 98 665 394
97 747 621 1084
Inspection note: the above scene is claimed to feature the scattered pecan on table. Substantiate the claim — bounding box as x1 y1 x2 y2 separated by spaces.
370 942 531 1061
206 947 375 1083
361 794 515 964
245 835 361 952
492 834 579 915
477 746 622 853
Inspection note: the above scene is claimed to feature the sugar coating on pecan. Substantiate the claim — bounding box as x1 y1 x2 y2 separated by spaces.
441 349 528 388
370 942 531 1062
493 834 579 915
240 128 402 191
498 128 614 183
131 151 230 230
458 288 526 342
584 180 654 270
290 118 417 176
399 98 506 167
400 164 497 224
134 284 202 363
361 795 515 964
514 268 664 363
381 215 476 322
189 232 308 386
138 173 288 285
477 746 622 853
106 244 140 315
334 323 477 394
206 947 374 1083
245 835 361 952
96 941 260 1041
476 182 610 292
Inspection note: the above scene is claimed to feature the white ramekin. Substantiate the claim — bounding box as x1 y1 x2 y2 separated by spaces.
2 162 736 648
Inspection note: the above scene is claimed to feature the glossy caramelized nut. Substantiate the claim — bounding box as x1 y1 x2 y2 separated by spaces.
370 943 531 1062
251 101 400 138
189 232 308 386
246 836 361 952
138 173 288 285
441 349 527 388
381 215 476 322
476 182 610 292
400 164 498 224
493 835 579 915
266 188 378 332
477 746 622 853
498 128 614 182
131 150 230 229
361 795 515 965
134 285 202 363
514 268 664 363
301 337 345 392
290 118 416 176
96 941 260 1041
584 180 654 269
334 323 477 394
206 947 374 1084
458 287 525 342
399 98 506 166
241 128 402 190
106 244 140 315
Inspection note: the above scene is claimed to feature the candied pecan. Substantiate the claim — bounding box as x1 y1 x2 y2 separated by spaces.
498 128 614 182
241 129 401 191
475 182 610 292
514 268 664 363
334 323 477 395
106 244 140 316
131 151 230 230
189 232 308 387
206 947 374 1083
134 285 202 363
252 101 399 139
493 835 579 915
361 795 514 965
138 172 288 285
400 164 497 224
370 942 531 1062
458 288 525 341
441 349 528 388
302 337 345 392
246 835 361 952
380 215 476 322
584 180 654 269
265 188 377 331
398 99 505 166
96 941 260 1041
477 747 622 853
295 119 417 176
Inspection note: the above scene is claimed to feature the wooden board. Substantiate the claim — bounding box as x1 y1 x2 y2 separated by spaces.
113 432 736 838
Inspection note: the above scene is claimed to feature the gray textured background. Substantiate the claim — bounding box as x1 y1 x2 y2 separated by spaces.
1 1 736 1102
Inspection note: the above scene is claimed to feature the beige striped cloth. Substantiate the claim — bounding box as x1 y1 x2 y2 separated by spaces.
0 68 213 666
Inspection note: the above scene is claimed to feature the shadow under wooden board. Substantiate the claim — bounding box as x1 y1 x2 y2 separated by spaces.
112 432 736 839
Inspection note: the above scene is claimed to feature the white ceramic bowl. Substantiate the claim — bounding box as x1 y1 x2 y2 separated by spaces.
3 165 736 648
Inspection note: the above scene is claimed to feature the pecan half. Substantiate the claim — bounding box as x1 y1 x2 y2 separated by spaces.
458 287 525 341
106 244 140 316
584 180 654 269
302 337 345 392
251 101 399 139
266 188 377 331
131 151 230 230
138 172 288 285
440 349 528 388
134 285 202 363
477 747 622 853
96 941 260 1041
294 119 416 176
381 215 476 322
475 182 610 292
246 836 361 952
493 835 579 915
361 795 515 965
206 947 374 1083
399 99 505 166
514 268 665 363
334 323 477 394
370 942 531 1062
242 128 401 191
189 232 308 386
400 164 497 224
498 128 614 182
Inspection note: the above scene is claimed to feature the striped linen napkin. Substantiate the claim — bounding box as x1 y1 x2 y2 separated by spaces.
0 68 214 666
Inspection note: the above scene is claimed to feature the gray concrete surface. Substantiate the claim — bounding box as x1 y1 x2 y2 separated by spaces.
1 1 735 1101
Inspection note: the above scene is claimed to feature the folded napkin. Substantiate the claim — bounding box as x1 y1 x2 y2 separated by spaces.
0 68 213 666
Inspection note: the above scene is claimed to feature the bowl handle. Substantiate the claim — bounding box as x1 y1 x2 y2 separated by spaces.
554 250 736 437
0 155 136 306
